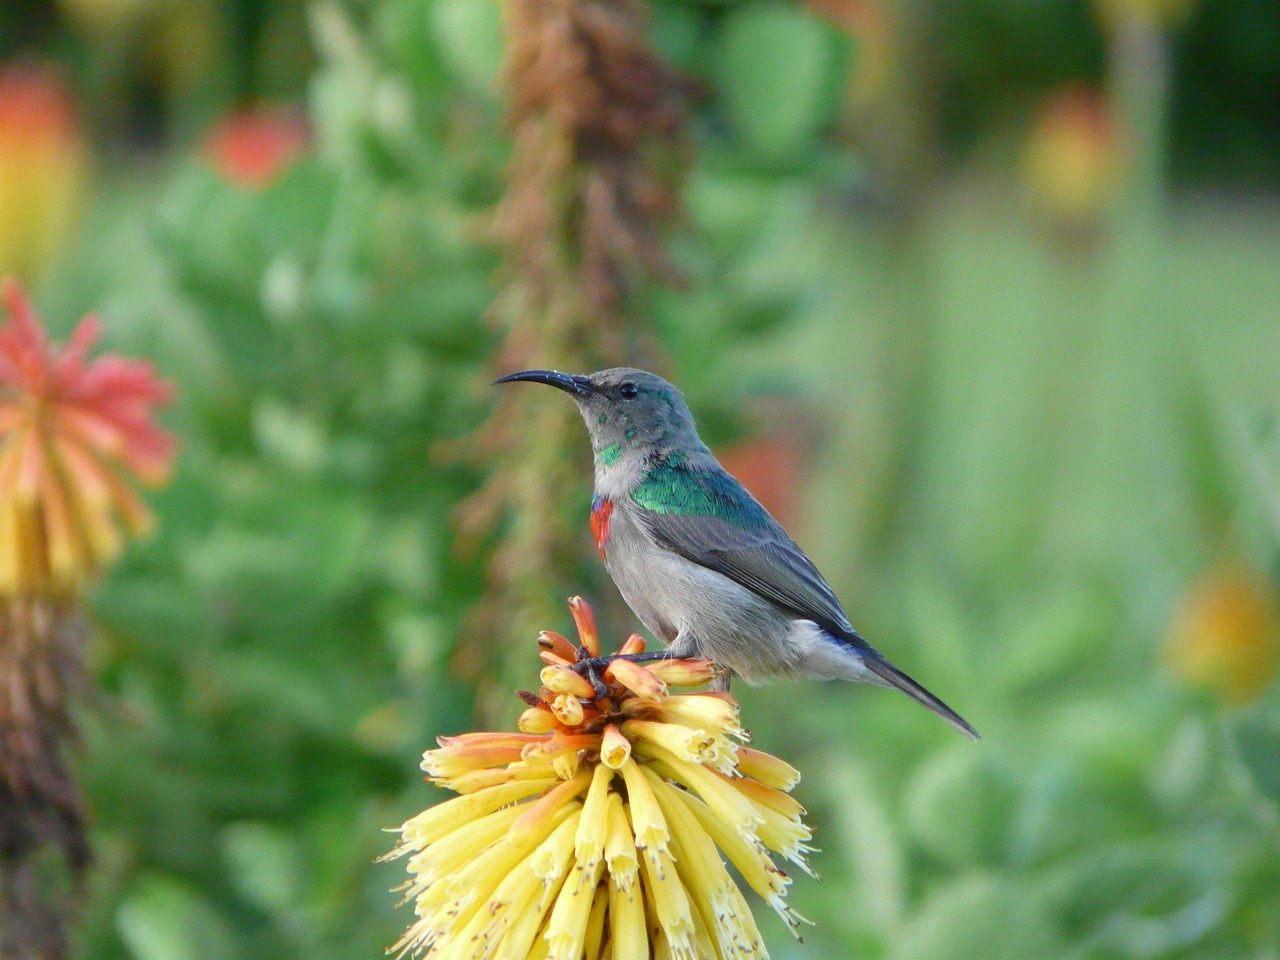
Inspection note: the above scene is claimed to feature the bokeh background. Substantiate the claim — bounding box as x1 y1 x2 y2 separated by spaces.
4 0 1280 956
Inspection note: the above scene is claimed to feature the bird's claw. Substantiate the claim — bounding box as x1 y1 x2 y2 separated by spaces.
570 654 612 700
569 650 676 700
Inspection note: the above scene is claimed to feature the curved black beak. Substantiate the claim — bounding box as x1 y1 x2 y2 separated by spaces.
493 369 593 398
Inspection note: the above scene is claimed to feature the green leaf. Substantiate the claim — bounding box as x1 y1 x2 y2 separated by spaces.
894 874 1067 960
431 0 504 90
1234 712 1280 806
222 822 303 916
117 875 240 960
715 5 844 162
903 744 1017 868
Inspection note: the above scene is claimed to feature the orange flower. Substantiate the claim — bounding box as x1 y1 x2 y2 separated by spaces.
387 598 813 959
0 279 174 594
1165 566 1280 706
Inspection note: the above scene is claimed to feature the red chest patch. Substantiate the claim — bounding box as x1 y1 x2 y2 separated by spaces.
590 497 613 559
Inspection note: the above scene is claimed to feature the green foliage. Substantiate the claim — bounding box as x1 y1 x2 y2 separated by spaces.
12 0 1280 958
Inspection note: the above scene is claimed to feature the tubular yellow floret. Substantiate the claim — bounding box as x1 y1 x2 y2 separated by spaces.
400 777 559 849
508 769 592 848
736 747 801 791
574 762 614 872
620 717 717 764
644 658 719 686
643 748 765 838
540 663 600 699
599 723 632 769
617 757 670 865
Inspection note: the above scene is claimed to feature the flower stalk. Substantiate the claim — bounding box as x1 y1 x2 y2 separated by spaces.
0 280 173 960
388 598 814 959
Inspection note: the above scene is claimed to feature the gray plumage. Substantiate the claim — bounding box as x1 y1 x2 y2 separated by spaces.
495 366 978 739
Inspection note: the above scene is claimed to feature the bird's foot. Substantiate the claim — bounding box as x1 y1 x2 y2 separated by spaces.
570 650 676 699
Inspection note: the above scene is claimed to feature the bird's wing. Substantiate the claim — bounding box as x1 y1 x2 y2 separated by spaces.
629 462 858 641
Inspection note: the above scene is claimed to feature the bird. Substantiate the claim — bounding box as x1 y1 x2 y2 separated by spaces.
494 367 978 739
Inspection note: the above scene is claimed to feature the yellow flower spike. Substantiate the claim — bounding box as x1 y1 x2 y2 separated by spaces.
551 692 585 726
599 723 631 769
616 758 671 866
568 596 601 656
540 663 599 699
737 746 801 791
388 598 816 958
508 768 593 848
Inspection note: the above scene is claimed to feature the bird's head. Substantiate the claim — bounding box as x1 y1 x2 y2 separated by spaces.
494 367 701 472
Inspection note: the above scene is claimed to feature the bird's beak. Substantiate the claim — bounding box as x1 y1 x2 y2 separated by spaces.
493 369 594 398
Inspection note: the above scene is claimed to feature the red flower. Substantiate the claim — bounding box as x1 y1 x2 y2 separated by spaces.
0 278 174 593
203 106 309 190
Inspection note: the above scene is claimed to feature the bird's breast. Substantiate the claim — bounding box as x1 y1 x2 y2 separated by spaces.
590 495 613 559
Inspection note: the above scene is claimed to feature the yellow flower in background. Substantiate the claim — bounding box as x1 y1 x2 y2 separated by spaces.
0 64 88 283
0 279 175 594
1165 565 1280 706
387 597 814 959
1021 85 1123 236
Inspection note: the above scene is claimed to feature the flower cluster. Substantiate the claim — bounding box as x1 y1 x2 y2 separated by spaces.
0 278 174 594
1165 564 1280 705
388 598 814 959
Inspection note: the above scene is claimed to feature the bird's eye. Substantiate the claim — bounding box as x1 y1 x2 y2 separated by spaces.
618 382 639 400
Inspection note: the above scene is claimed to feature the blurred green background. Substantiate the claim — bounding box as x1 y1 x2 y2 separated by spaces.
4 0 1280 957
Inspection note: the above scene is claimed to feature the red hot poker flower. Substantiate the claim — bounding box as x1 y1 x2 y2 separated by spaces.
0 278 174 593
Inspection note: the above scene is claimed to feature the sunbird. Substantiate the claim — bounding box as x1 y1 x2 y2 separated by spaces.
496 367 978 739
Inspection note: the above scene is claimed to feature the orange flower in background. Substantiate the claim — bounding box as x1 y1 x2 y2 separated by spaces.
387 597 813 959
0 279 175 594
203 106 310 190
0 64 88 282
1165 566 1280 706
1022 85 1124 233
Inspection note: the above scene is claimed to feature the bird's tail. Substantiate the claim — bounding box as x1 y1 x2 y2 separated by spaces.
862 650 980 741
